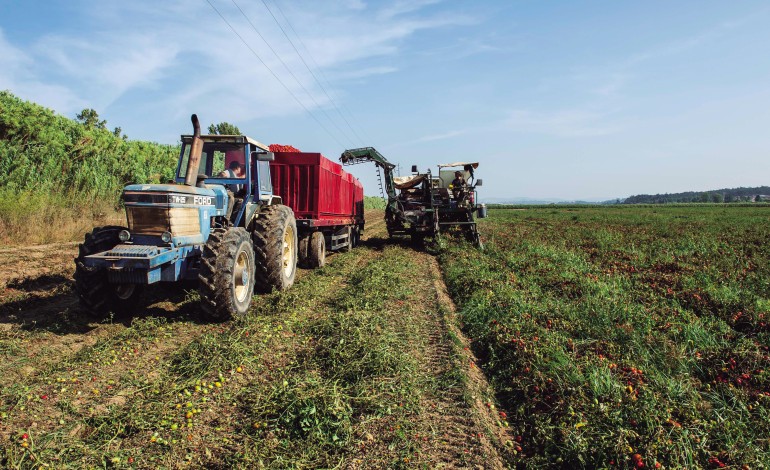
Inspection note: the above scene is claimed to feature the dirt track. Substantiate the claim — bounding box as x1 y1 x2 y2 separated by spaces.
0 212 512 468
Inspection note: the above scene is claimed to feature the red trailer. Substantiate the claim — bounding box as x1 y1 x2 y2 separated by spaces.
270 150 364 267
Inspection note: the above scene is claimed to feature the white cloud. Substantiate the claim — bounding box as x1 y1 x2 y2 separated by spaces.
504 109 620 137
0 0 471 141
413 129 467 143
331 66 399 81
34 33 179 110
378 0 443 20
0 28 85 113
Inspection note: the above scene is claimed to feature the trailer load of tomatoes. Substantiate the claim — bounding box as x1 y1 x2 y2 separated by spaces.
269 144 301 153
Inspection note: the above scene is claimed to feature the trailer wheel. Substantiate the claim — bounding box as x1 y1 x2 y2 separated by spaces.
411 233 426 248
308 231 326 268
199 228 255 321
74 226 144 315
298 234 311 268
252 205 298 293
341 226 353 253
432 210 442 243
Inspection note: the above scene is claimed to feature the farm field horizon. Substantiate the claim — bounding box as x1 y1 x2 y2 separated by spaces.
1 205 769 468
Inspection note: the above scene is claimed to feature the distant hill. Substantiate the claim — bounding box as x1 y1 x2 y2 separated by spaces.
623 187 770 204
482 197 610 205
483 187 770 206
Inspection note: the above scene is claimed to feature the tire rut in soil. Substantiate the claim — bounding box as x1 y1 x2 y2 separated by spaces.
409 253 511 469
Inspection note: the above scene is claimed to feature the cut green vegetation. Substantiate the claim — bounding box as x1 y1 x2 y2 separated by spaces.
0 215 502 468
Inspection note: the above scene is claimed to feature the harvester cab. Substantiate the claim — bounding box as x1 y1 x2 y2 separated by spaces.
435 162 483 208
75 115 299 320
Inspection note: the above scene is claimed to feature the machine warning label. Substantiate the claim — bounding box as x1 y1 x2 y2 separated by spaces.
168 195 214 205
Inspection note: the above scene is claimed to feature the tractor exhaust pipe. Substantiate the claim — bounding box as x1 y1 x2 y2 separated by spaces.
184 114 204 186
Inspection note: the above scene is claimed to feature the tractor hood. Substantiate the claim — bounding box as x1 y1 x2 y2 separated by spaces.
121 183 228 246
122 183 226 209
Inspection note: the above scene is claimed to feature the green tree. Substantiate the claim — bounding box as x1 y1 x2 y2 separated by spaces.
207 122 241 135
76 108 107 129
711 193 724 203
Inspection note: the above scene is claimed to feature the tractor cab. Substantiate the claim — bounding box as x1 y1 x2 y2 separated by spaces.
175 134 276 227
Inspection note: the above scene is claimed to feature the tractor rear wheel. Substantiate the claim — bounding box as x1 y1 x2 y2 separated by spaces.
252 205 298 293
74 226 144 315
308 231 326 268
199 227 255 321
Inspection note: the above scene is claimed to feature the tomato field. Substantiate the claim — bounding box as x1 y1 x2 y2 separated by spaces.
1 205 769 468
0 213 508 468
441 206 770 468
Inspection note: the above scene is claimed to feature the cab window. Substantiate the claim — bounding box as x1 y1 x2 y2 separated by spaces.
178 142 246 179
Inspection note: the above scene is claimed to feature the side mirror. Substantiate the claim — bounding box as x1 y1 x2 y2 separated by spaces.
251 151 275 162
411 165 418 173
475 179 483 187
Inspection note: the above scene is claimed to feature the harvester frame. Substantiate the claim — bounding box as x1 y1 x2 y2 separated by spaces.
340 147 485 247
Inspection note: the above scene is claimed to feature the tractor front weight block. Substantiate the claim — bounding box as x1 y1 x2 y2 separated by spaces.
83 244 200 284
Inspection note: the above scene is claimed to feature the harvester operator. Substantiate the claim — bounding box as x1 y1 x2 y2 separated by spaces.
451 171 467 201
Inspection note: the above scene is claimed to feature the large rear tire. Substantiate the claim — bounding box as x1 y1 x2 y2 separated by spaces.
252 205 298 293
74 226 144 315
199 228 255 321
308 231 326 268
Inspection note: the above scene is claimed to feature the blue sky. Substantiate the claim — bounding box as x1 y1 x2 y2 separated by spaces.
2 1 769 200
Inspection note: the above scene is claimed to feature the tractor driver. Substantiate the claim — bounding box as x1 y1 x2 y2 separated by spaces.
451 171 467 201
219 161 245 194
219 161 246 219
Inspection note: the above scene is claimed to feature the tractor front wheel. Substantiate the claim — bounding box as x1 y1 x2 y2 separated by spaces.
199 227 255 321
74 226 144 315
252 205 298 292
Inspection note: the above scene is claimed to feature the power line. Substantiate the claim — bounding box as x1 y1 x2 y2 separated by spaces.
230 0 355 147
270 2 377 146
204 0 346 148
262 0 373 147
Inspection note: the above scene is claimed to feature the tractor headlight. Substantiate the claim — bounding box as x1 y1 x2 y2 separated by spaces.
118 229 131 242
161 231 173 243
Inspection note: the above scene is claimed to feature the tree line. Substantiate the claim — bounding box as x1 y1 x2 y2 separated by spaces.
0 91 244 205
623 187 770 204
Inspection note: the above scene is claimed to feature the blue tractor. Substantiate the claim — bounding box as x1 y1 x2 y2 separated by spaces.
74 115 298 320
